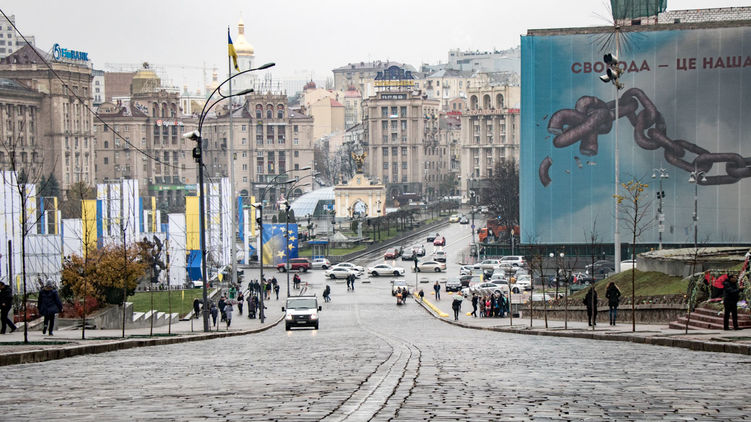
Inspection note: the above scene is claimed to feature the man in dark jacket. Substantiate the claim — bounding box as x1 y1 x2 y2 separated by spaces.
38 280 63 336
0 280 17 334
193 298 201 319
723 274 740 330
584 286 598 326
433 281 441 301
218 296 227 322
452 296 463 321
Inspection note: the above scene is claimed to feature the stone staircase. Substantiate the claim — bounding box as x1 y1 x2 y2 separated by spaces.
669 306 751 330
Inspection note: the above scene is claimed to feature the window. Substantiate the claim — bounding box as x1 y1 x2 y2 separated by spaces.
383 162 389 169
391 147 397 156
242 125 247 131
266 109 272 119
242 164 248 171
242 137 247 145
255 105 262 119
401 147 407 156
104 141 109 148
382 147 388 157
294 164 299 170
400 106 406 117
402 162 407 170
242 152 247 158
390 107 397 116
104 157 109 164
390 120 397 131
401 120 407 131
381 120 387 131
294 125 298 133
294 151 299 157
267 151 275 172
381 107 388 118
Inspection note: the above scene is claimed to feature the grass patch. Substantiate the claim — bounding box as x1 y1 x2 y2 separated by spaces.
569 269 687 300
299 244 367 257
130 290 209 315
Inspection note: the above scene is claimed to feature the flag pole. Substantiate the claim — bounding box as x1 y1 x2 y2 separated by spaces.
228 26 239 292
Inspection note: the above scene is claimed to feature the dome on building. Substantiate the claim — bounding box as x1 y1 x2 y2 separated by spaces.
206 69 219 96
234 19 255 56
131 63 161 95
303 80 317 90
290 187 334 217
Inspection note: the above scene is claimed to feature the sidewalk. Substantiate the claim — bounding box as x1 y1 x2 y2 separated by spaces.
414 291 751 355
0 294 284 366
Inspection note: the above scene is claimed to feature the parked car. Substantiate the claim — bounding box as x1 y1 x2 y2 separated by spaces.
368 264 406 277
459 216 469 224
401 249 417 261
332 262 364 275
391 279 409 296
433 236 446 246
464 281 508 297
585 260 615 278
572 272 593 284
417 260 446 272
473 259 502 271
433 250 447 263
411 244 426 257
459 274 473 287
511 274 532 293
384 248 401 260
311 258 331 269
445 277 462 292
449 214 460 223
277 258 311 272
620 259 637 271
459 265 473 276
480 206 489 214
499 255 526 268
324 267 358 279
427 232 440 242
489 272 508 283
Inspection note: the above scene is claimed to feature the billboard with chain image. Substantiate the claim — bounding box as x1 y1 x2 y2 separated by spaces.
520 25 751 244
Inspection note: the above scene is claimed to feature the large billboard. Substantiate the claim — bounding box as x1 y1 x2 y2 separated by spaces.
521 25 751 244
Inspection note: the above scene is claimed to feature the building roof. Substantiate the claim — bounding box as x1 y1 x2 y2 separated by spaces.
0 78 35 93
0 44 51 65
96 103 148 118
290 187 334 217
330 98 344 108
333 60 416 73
234 19 255 55
427 69 474 79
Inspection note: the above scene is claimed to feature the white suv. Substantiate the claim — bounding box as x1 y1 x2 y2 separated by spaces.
499 256 526 268
283 296 321 331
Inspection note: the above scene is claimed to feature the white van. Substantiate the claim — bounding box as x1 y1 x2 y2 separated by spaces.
620 259 637 271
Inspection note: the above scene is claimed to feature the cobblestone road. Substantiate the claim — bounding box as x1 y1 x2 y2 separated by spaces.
2 224 750 420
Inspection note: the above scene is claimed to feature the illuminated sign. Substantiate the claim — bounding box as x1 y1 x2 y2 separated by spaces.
380 93 407 100
52 43 89 62
155 120 184 127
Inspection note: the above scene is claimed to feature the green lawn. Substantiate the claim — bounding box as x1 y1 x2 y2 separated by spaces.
569 270 687 300
130 289 211 315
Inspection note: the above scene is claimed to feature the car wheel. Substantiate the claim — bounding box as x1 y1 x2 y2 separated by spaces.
322 265 328 270
371 271 379 277
303 267 308 272
434 268 441 273
512 287 520 294
417 268 421 272
279 267 285 272
314 323 319 330
393 271 400 276
285 324 291 331
330 274 336 279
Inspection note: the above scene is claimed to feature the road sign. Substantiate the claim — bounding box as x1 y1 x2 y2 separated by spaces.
471 225 475 229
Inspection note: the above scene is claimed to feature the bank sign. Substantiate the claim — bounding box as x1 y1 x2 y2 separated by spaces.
520 25 751 245
52 43 89 62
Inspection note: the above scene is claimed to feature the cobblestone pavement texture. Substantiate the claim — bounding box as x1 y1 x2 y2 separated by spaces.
1 222 750 420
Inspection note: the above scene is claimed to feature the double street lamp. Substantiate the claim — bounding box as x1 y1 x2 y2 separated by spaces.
185 62 275 332
651 168 669 250
282 170 318 297
688 166 708 251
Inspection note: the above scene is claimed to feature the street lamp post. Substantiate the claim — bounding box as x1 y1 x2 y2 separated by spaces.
651 168 669 250
688 166 708 251
282 171 317 297
559 252 567 329
186 62 275 332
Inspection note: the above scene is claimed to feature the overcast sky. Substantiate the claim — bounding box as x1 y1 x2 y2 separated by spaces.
2 0 745 91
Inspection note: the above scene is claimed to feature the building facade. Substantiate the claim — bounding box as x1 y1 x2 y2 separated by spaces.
332 60 417 99
0 14 35 59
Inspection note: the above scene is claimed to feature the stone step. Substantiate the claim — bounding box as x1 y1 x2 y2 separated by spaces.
670 316 751 330
132 312 145 323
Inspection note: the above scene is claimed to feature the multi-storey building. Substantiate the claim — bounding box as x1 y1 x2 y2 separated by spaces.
0 14 35 59
0 77 43 176
460 84 520 200
362 66 441 203
332 60 417 99
421 69 475 111
91 69 105 105
0 44 95 191
343 86 362 129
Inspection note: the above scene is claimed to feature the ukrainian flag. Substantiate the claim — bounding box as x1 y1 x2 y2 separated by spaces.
228 29 239 71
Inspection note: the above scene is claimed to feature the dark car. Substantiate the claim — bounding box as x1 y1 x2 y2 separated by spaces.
585 260 615 279
427 232 440 242
459 274 473 287
401 249 417 261
445 277 462 292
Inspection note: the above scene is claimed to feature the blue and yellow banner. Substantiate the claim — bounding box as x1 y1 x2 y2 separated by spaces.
261 223 298 265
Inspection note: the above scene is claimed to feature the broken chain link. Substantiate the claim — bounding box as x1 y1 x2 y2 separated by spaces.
539 87 751 186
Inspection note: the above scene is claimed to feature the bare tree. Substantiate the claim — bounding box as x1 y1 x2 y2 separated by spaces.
615 178 655 332
525 235 548 328
484 159 519 231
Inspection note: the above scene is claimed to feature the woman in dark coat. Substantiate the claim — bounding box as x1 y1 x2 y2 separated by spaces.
605 281 621 326
38 280 63 336
584 286 598 326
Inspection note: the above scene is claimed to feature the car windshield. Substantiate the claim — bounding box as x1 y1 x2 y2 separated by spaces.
286 298 317 310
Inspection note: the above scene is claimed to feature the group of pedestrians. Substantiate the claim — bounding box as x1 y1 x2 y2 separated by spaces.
470 293 509 318
583 282 622 326
345 273 356 291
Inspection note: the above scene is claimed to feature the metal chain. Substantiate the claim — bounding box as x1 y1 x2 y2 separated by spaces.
540 87 751 186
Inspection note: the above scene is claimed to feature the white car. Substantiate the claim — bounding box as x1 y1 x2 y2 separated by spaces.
499 255 526 268
433 250 447 263
473 259 502 270
367 264 406 277
324 267 358 279
620 259 637 271
416 260 446 272
472 281 509 296
391 279 409 296
332 262 364 275
510 274 532 293
311 258 332 269
459 265 474 276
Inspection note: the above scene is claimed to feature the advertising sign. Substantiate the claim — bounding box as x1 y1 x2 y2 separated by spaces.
521 25 751 244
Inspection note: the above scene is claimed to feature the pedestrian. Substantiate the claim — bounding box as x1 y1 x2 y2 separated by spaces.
0 280 16 334
451 295 463 321
193 298 201 319
605 281 621 326
209 301 218 327
418 289 424 302
265 280 272 300
350 274 355 291
479 296 486 318
485 297 491 317
248 295 257 319
323 285 331 302
38 280 63 336
218 296 227 322
237 292 244 315
433 281 441 300
274 283 280 300
584 286 598 326
712 273 727 299
224 302 233 329
723 274 740 330
229 285 236 300
346 275 351 290
471 294 478 317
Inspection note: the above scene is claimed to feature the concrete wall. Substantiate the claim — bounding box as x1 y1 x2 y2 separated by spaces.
530 304 686 324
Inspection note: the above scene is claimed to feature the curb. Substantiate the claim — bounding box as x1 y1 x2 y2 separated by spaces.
413 297 751 356
0 314 285 367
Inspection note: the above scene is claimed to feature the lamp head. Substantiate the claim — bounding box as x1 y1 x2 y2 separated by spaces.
651 171 657 179
300 166 312 171
183 130 201 141
549 253 554 258
257 62 275 70
236 88 254 96
688 173 696 184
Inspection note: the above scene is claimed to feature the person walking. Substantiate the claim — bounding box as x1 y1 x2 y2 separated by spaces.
224 302 233 329
584 286 598 326
218 296 227 322
323 285 331 302
350 274 355 291
265 280 272 300
0 280 16 334
451 295 463 321
38 280 63 336
274 283 280 300
209 301 218 327
346 274 351 291
192 298 201 319
433 281 441 301
418 289 424 302
237 292 244 315
248 295 257 319
605 281 621 326
471 294 478 317
723 274 740 330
